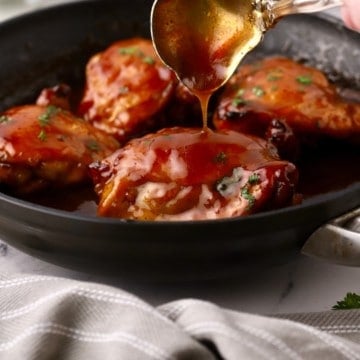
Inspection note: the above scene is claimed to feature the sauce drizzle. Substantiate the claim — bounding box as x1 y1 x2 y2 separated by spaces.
151 0 266 128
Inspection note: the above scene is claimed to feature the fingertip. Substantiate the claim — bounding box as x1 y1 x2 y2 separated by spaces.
341 2 360 31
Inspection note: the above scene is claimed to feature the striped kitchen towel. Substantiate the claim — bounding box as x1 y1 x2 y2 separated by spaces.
0 273 360 360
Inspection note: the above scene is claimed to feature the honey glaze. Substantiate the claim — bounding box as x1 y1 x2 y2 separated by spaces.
151 0 266 127
16 142 360 216
89 127 298 220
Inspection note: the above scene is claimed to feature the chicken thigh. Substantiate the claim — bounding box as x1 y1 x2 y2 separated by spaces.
78 38 177 142
0 105 119 194
213 56 360 153
90 127 299 221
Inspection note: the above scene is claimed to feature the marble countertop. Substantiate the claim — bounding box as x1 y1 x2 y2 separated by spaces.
3 241 360 316
0 1 359 316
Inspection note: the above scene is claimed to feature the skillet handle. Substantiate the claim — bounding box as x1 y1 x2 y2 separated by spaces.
301 207 360 266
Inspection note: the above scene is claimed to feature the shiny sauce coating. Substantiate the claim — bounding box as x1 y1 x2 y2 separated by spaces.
0 105 119 194
89 127 298 221
19 141 360 215
151 0 265 127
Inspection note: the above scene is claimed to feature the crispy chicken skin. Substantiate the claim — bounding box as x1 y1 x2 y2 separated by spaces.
213 56 360 145
78 38 177 142
0 105 119 194
90 127 299 221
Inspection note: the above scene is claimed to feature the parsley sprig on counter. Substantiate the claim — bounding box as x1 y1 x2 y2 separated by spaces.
332 292 360 310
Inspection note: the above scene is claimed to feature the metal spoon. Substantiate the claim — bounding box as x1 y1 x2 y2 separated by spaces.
151 0 344 95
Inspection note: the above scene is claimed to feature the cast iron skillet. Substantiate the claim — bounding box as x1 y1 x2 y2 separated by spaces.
0 0 359 280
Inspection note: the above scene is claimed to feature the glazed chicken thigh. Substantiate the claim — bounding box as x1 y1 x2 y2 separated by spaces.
213 57 360 151
90 127 299 221
0 105 119 194
78 38 178 142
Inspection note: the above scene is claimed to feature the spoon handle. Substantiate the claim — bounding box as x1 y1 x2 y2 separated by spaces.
262 0 343 20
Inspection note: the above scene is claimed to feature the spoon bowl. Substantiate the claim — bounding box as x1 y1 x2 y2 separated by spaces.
150 0 265 94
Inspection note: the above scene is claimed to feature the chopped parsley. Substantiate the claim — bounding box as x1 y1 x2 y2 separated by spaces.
333 292 360 310
241 186 256 210
37 106 60 142
38 105 60 126
143 56 155 65
86 139 100 152
216 167 244 196
235 88 245 97
248 173 261 185
232 97 246 106
232 88 246 107
214 151 227 164
242 173 261 208
0 115 11 123
296 75 312 85
252 86 265 97
118 46 155 65
217 169 260 209
118 46 139 55
38 129 47 142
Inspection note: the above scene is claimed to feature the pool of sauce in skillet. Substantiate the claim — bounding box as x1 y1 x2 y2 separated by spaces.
296 142 360 198
17 141 359 215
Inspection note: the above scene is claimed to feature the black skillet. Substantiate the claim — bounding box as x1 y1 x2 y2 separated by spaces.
0 0 359 280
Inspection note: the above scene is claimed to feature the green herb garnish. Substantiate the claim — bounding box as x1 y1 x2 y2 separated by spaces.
86 139 100 152
37 106 60 142
248 173 260 185
252 86 265 97
236 89 245 97
143 56 155 65
118 46 139 55
216 167 244 196
296 75 312 85
333 293 360 310
119 47 155 65
241 186 256 209
38 105 60 126
232 98 246 106
232 88 246 107
214 151 227 164
38 129 47 142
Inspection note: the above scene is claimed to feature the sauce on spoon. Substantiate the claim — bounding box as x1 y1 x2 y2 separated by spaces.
150 0 268 128
150 0 343 127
